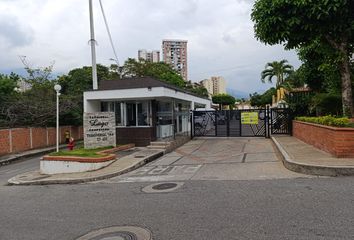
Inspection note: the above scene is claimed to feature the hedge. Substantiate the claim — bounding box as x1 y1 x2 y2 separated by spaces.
295 116 353 128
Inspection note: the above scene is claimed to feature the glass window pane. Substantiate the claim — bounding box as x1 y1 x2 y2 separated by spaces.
137 102 148 126
126 103 136 126
101 102 108 112
115 102 122 125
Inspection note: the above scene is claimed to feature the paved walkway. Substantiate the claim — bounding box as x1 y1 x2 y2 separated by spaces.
101 137 311 183
273 135 354 176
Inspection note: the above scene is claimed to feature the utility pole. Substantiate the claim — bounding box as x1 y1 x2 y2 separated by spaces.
89 0 98 90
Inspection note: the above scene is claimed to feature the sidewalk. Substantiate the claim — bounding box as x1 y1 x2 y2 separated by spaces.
8 148 163 185
0 143 72 166
272 135 354 176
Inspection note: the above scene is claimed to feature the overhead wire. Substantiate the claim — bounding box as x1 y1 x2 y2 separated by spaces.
99 0 120 68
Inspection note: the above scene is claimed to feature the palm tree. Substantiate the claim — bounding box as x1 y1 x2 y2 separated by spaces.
261 60 293 87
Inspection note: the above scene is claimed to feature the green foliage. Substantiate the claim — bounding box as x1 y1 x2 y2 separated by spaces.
212 94 236 107
251 0 354 50
251 0 354 116
0 73 19 102
121 58 208 98
284 70 305 89
57 64 116 125
296 116 352 128
122 58 186 88
296 41 342 93
250 88 276 107
286 92 313 117
49 146 113 157
311 93 342 116
261 60 293 87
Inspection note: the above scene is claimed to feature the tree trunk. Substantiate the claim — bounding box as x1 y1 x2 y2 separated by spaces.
326 36 353 117
338 45 353 117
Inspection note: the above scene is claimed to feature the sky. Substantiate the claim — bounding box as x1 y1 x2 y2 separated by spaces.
0 0 301 96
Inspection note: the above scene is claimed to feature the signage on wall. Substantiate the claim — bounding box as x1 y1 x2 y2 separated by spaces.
84 112 116 149
241 112 259 124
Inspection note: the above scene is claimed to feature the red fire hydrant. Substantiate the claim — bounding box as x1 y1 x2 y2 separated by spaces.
68 137 75 151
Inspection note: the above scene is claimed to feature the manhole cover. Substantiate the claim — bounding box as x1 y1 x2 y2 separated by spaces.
152 183 177 190
76 226 151 240
142 182 184 193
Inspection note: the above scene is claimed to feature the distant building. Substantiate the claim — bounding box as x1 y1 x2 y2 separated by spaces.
16 79 31 92
138 49 160 62
162 39 188 81
200 76 226 97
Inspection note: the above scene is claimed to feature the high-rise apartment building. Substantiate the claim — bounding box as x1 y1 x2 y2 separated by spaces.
200 76 227 97
138 49 160 62
162 39 188 81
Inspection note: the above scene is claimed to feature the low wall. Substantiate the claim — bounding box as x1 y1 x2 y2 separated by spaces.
116 127 156 147
0 126 83 156
293 120 354 158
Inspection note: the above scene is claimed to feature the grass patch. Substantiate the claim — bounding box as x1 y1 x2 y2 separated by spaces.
49 146 114 158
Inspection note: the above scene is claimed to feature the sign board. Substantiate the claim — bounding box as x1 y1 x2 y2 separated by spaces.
241 112 259 124
84 112 116 149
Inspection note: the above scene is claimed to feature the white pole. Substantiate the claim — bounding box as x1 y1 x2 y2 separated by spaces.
54 84 61 152
56 92 59 152
89 0 98 90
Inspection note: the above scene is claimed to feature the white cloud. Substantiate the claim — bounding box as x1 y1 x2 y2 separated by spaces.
0 0 300 93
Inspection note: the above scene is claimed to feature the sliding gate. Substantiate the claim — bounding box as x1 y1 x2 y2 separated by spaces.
192 108 292 138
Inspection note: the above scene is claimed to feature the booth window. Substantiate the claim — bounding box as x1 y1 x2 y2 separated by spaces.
101 101 123 126
126 102 150 127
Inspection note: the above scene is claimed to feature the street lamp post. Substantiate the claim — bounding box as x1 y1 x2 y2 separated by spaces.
54 84 62 152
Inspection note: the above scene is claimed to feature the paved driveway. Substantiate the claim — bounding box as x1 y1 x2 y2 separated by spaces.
105 137 312 183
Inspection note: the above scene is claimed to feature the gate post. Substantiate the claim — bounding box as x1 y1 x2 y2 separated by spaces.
226 110 230 137
190 111 194 139
266 106 270 138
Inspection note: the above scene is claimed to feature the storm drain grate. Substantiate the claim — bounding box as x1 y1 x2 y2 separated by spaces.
76 226 151 240
152 183 177 190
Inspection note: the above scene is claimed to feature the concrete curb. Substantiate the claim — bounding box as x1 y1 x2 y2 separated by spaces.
0 141 85 166
7 150 163 185
0 145 68 166
271 136 354 177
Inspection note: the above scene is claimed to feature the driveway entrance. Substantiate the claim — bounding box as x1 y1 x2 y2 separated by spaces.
192 108 292 138
105 138 310 183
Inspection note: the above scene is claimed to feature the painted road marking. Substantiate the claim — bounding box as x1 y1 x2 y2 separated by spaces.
129 164 202 177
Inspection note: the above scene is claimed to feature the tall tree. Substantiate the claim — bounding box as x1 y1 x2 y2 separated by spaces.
251 0 354 117
121 58 208 97
212 94 236 109
261 60 293 87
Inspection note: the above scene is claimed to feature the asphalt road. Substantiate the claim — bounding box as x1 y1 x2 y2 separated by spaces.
0 156 41 185
1 138 354 240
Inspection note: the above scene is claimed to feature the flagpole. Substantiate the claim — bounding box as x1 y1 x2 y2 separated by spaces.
89 0 98 90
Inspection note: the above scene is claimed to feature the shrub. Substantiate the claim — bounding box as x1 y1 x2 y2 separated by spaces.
295 116 352 127
311 93 342 116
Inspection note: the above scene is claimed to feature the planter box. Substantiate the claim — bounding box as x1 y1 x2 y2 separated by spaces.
40 143 135 174
293 120 354 158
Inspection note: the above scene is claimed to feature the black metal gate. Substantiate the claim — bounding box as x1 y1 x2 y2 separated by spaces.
192 108 292 138
270 108 292 135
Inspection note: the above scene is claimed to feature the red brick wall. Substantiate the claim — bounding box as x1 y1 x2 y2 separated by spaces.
293 120 354 158
32 128 47 149
0 129 10 155
11 128 31 153
47 128 56 146
0 126 83 156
